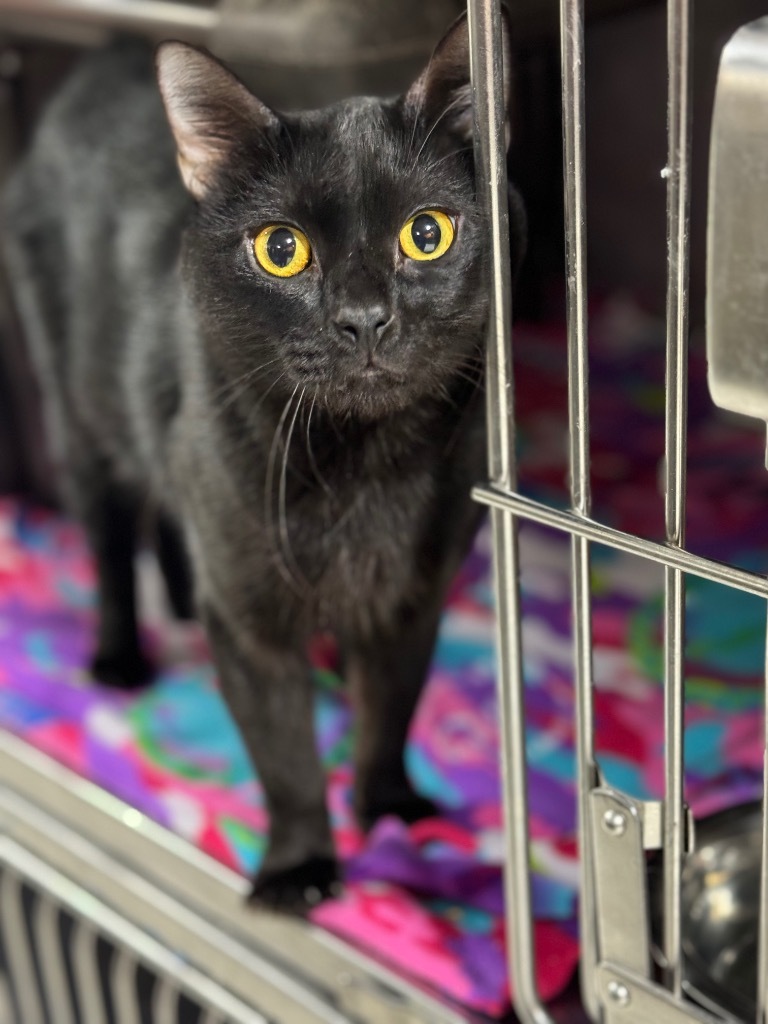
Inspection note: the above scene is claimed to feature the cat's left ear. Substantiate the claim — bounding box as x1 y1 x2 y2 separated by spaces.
403 7 512 146
156 42 279 200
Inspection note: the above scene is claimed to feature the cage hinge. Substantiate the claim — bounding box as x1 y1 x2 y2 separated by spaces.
597 962 724 1024
590 788 653 977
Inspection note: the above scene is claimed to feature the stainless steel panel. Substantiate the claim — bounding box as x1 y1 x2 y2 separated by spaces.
707 17 768 424
0 836 272 1024
706 20 768 1024
0 731 468 1024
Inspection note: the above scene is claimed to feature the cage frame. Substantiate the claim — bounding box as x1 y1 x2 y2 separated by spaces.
470 2 768 1024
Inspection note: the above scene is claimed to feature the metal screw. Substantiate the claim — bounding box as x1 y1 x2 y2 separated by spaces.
607 981 631 1007
602 808 627 837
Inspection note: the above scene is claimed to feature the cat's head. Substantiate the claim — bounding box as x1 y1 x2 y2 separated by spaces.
157 13 523 421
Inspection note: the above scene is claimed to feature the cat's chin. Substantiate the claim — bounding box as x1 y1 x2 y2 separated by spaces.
319 381 416 421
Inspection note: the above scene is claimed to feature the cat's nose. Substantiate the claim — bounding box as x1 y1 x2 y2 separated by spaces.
333 305 393 352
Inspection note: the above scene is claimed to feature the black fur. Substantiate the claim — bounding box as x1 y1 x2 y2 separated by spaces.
3 15 525 913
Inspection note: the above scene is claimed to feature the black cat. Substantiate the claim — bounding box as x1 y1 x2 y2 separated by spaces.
3 12 525 913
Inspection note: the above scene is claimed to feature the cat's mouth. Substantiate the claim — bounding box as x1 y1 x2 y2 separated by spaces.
357 362 406 383
316 360 412 419
345 359 410 397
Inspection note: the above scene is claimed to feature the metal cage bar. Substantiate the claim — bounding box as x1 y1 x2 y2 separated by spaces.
468 3 553 1022
33 897 76 1024
112 949 143 1024
559 0 599 1017
662 0 693 998
473 488 768 600
0 870 46 1024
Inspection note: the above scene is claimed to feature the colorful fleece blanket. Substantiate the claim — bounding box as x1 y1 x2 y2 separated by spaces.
1 297 767 1016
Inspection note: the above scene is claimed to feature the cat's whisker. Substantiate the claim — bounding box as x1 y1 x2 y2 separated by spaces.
210 357 282 418
457 368 484 383
450 351 486 373
436 382 460 411
219 370 291 433
213 356 278 394
321 396 345 443
405 112 422 165
451 372 484 391
278 386 310 593
411 92 466 169
406 351 484 398
451 359 485 380
404 40 435 162
218 372 294 463
265 383 304 593
306 388 336 503
209 357 280 402
253 369 290 411
411 348 485 385
425 145 473 171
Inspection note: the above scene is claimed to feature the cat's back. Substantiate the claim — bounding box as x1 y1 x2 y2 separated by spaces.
4 37 188 335
6 38 181 229
3 38 189 470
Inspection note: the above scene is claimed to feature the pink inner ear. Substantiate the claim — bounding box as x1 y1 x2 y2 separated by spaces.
181 124 226 166
157 42 279 200
173 127 227 199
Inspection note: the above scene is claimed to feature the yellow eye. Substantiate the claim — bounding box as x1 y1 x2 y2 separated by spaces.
253 224 311 277
399 209 455 261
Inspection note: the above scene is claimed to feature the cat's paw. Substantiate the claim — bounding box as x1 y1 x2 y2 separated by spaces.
358 791 440 832
248 857 342 916
90 647 154 690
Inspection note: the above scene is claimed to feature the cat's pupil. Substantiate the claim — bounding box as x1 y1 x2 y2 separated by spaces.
411 214 440 254
267 228 297 268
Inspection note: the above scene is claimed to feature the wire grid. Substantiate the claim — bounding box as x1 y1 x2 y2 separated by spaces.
0 846 248 1024
464 1 758 1022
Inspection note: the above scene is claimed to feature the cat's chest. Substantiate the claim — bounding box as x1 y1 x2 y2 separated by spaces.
298 469 435 629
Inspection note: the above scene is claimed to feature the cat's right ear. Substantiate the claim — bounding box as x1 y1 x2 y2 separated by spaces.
156 42 279 201
403 7 512 146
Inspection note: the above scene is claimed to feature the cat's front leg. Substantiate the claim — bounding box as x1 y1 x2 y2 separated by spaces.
68 464 152 690
346 598 445 832
202 601 340 915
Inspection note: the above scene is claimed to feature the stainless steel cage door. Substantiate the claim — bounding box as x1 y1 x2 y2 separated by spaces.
470 2 768 1023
